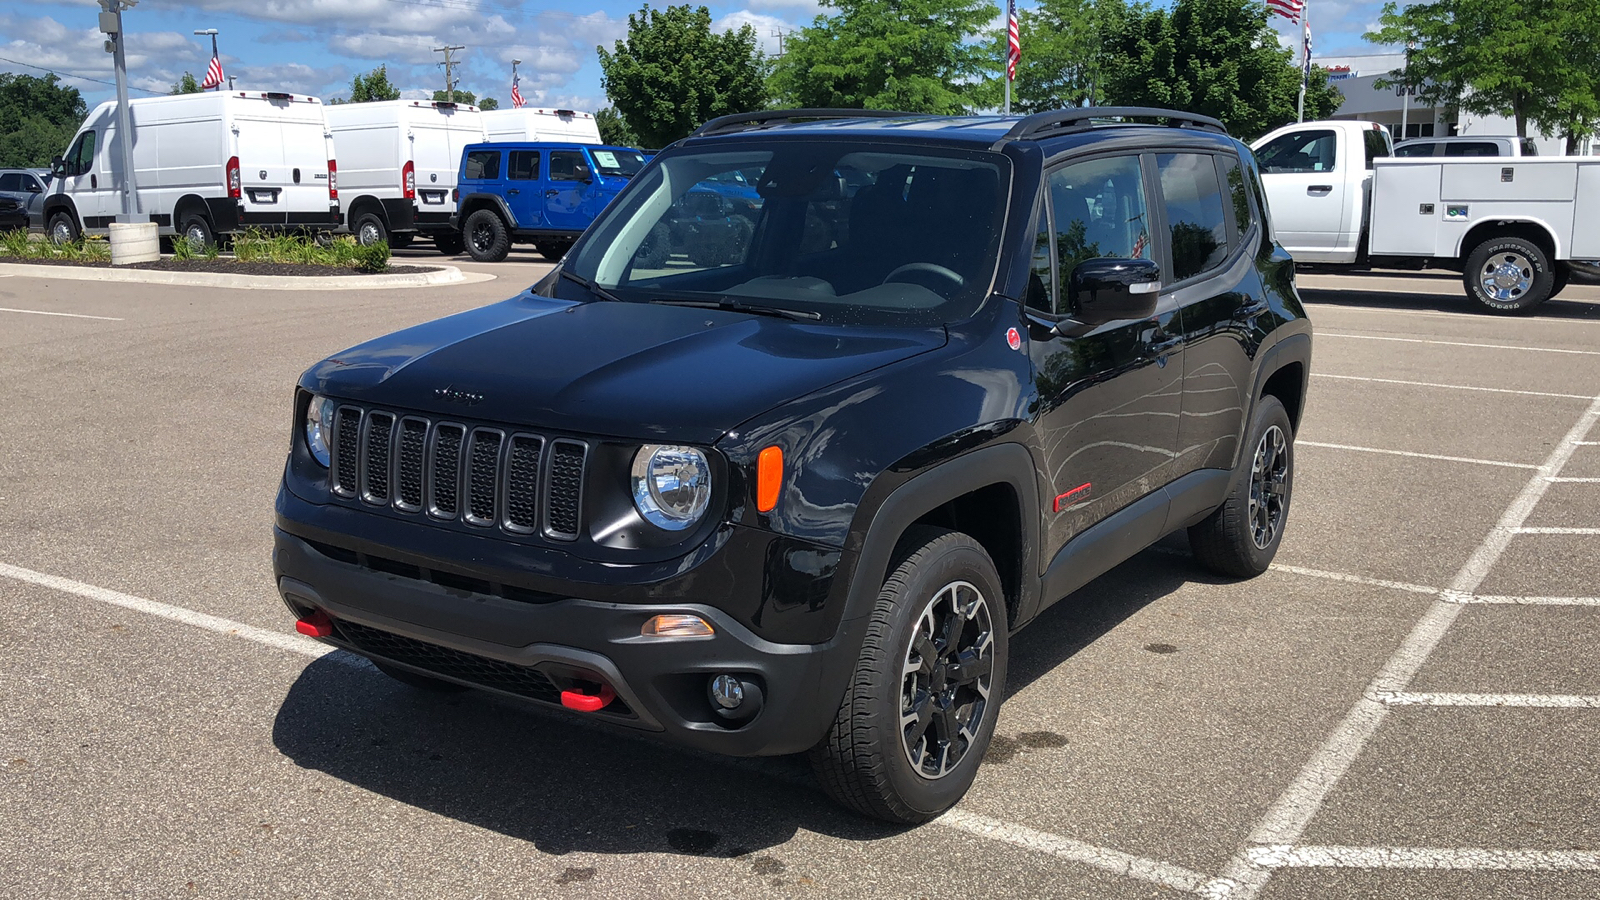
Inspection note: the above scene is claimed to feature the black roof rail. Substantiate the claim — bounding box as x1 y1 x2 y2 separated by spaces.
692 108 920 137
999 106 1229 143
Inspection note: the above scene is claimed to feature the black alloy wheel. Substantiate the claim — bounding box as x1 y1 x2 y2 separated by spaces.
464 209 510 262
899 579 996 779
1189 394 1294 577
1248 423 1290 550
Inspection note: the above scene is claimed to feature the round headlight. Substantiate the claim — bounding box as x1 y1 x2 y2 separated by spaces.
305 394 335 467
631 445 712 531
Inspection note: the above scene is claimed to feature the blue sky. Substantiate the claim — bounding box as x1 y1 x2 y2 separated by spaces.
0 0 1393 113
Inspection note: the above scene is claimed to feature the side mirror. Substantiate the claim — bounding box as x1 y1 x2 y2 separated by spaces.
50 156 66 178
1068 258 1162 327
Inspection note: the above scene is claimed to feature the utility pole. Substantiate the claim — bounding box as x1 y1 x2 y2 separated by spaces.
771 29 787 56
98 0 140 221
1400 41 1414 140
434 44 465 102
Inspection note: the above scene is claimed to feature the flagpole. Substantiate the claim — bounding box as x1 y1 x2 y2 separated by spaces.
1004 0 1014 115
1297 0 1309 122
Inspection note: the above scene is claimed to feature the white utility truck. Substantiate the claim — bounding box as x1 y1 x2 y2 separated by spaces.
325 99 485 253
43 91 339 247
481 107 603 144
1252 119 1600 313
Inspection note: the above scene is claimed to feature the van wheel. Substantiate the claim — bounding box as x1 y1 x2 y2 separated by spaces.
810 527 1007 824
371 661 469 693
536 240 572 262
1463 236 1553 314
464 210 510 262
180 212 216 251
48 211 80 244
434 232 465 256
354 211 387 247
388 232 414 250
1189 395 1294 577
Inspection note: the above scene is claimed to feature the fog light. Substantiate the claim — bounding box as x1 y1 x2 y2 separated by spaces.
641 614 713 637
709 674 744 709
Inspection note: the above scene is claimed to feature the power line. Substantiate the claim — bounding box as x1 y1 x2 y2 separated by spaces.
0 54 164 95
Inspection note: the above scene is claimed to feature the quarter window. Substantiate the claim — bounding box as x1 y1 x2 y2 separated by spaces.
0 174 18 191
1363 128 1391 169
1157 153 1229 281
463 150 500 180
508 150 539 180
1255 129 1337 173
1046 155 1150 307
1218 155 1252 241
1027 198 1055 313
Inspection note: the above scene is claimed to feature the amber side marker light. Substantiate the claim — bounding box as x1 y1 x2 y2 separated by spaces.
757 446 783 513
641 614 714 638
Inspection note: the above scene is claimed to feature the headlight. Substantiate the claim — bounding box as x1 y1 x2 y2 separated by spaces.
631 445 711 530
304 394 335 467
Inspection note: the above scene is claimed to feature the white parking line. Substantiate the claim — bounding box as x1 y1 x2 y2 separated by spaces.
938 809 1213 894
1454 595 1600 606
1548 477 1600 483
1296 441 1537 470
1319 333 1600 357
1247 845 1600 871
1311 373 1593 400
1269 564 1441 596
1512 526 1600 535
1371 691 1600 708
1202 392 1600 900
0 306 124 321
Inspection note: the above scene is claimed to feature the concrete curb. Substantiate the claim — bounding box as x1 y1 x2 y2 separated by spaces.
0 262 495 290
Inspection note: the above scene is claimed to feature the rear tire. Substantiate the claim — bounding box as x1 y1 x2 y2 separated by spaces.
1550 262 1571 300
464 209 510 262
810 527 1008 824
388 232 414 250
48 210 79 244
372 660 469 693
179 211 215 251
434 231 465 255
1189 395 1294 577
1463 236 1553 314
353 210 388 247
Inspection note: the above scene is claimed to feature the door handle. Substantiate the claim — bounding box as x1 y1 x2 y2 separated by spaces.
506 189 519 195
545 189 559 197
1307 185 1332 194
91 174 98 189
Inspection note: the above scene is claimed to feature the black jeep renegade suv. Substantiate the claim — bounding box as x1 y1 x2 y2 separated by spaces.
273 107 1311 824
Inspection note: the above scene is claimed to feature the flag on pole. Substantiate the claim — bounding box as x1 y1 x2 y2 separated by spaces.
510 70 525 108
201 51 225 90
1302 14 1313 79
1266 0 1304 21
1006 0 1020 81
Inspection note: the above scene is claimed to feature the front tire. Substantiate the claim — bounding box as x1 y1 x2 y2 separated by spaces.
1463 236 1553 314
48 210 80 244
810 527 1008 824
1189 394 1294 577
464 209 510 262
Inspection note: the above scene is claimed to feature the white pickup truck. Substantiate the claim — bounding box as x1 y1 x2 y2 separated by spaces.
1252 119 1600 313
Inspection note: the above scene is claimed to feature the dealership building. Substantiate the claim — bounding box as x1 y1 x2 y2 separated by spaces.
1316 53 1590 155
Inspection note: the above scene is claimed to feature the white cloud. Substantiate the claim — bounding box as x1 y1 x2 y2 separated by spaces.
745 0 824 16
714 10 801 56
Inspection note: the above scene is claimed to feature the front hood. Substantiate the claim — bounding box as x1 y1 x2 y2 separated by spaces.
301 292 947 444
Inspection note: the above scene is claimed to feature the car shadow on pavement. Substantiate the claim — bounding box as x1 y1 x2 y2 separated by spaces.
1298 286 1600 319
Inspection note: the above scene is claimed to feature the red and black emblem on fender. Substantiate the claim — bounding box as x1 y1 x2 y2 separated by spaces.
1053 482 1092 513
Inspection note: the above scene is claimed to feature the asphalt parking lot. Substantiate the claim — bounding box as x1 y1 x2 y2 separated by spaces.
2 263 1598 899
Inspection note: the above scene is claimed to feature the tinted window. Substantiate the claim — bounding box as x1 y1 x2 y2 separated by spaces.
549 151 588 182
1444 142 1501 157
1028 199 1055 313
67 131 96 175
508 150 539 180
24 175 44 192
1157 153 1229 281
1364 128 1391 169
1393 142 1435 157
1219 155 1251 239
1521 139 1539 156
463 150 500 180
1256 129 1337 173
0 174 18 191
1048 155 1150 291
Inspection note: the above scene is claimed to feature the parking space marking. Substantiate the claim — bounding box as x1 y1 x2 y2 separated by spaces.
1513 526 1600 535
1456 595 1600 606
0 306 124 321
1246 845 1600 872
1269 564 1441 596
1370 691 1600 708
1203 392 1600 900
1319 333 1600 357
1548 476 1600 483
1297 441 1537 470
1311 373 1592 400
938 810 1213 894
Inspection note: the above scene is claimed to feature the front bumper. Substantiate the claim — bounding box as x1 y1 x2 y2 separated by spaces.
272 527 847 756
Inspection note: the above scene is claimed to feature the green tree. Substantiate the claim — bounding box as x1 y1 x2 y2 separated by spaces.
170 72 203 95
1100 0 1340 140
984 0 1121 112
1366 0 1600 150
478 96 499 110
596 106 642 146
598 4 769 148
433 88 477 104
336 65 401 104
0 72 88 167
771 0 999 113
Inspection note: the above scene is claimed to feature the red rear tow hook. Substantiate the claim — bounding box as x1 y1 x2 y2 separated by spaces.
560 683 617 712
294 610 334 637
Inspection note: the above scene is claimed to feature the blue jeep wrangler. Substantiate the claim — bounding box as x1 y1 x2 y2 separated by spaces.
454 142 647 262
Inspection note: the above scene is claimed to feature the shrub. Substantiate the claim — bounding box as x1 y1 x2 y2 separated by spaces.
355 239 390 273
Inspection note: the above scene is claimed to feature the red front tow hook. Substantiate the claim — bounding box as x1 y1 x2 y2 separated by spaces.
294 610 333 637
560 683 616 712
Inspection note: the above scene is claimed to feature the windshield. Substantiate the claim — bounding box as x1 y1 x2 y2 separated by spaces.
590 148 647 178
565 141 1010 326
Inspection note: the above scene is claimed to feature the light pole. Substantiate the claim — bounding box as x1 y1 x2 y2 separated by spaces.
194 28 219 91
1400 41 1414 140
98 0 140 221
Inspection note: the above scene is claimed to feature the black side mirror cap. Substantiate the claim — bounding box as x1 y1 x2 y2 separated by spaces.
50 156 66 178
1068 258 1162 327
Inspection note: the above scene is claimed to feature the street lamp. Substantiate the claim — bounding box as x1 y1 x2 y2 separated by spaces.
194 28 221 91
98 0 140 221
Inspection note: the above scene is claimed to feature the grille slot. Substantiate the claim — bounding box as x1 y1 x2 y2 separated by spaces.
504 435 544 533
332 407 362 497
429 424 465 518
465 429 504 526
332 619 563 705
544 440 587 541
361 412 395 504
395 417 428 511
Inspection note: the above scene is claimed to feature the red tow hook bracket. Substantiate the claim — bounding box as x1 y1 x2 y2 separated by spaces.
294 610 333 638
560 684 616 712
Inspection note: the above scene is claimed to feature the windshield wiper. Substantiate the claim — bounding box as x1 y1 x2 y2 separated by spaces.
643 296 821 321
560 269 624 304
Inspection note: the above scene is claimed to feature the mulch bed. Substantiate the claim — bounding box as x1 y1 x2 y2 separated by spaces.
0 256 433 277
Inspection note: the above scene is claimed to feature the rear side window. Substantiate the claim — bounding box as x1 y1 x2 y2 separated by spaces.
1027 198 1055 313
1157 153 1229 281
549 151 587 182
1444 142 1501 157
1218 154 1252 240
0 174 18 191
1255 129 1337 173
1047 155 1150 299
463 150 500 180
1521 139 1539 156
25 175 44 192
1393 142 1435 158
1363 129 1390 169
508 150 539 180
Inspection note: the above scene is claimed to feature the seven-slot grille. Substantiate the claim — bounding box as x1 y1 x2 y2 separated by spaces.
330 406 586 541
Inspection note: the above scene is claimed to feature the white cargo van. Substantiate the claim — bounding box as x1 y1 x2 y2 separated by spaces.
43 91 338 247
325 99 485 252
481 108 602 144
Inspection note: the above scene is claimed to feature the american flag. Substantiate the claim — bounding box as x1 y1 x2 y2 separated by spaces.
1131 228 1148 259
1006 0 1019 81
510 70 524 108
1267 0 1304 21
201 51 224 90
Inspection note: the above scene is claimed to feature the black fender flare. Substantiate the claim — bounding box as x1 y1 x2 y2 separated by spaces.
1235 329 1312 475
346 195 386 226
173 193 211 225
458 193 517 229
41 195 79 228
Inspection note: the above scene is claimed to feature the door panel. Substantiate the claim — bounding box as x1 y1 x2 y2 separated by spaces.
1254 127 1348 257
504 149 541 228
544 149 590 230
